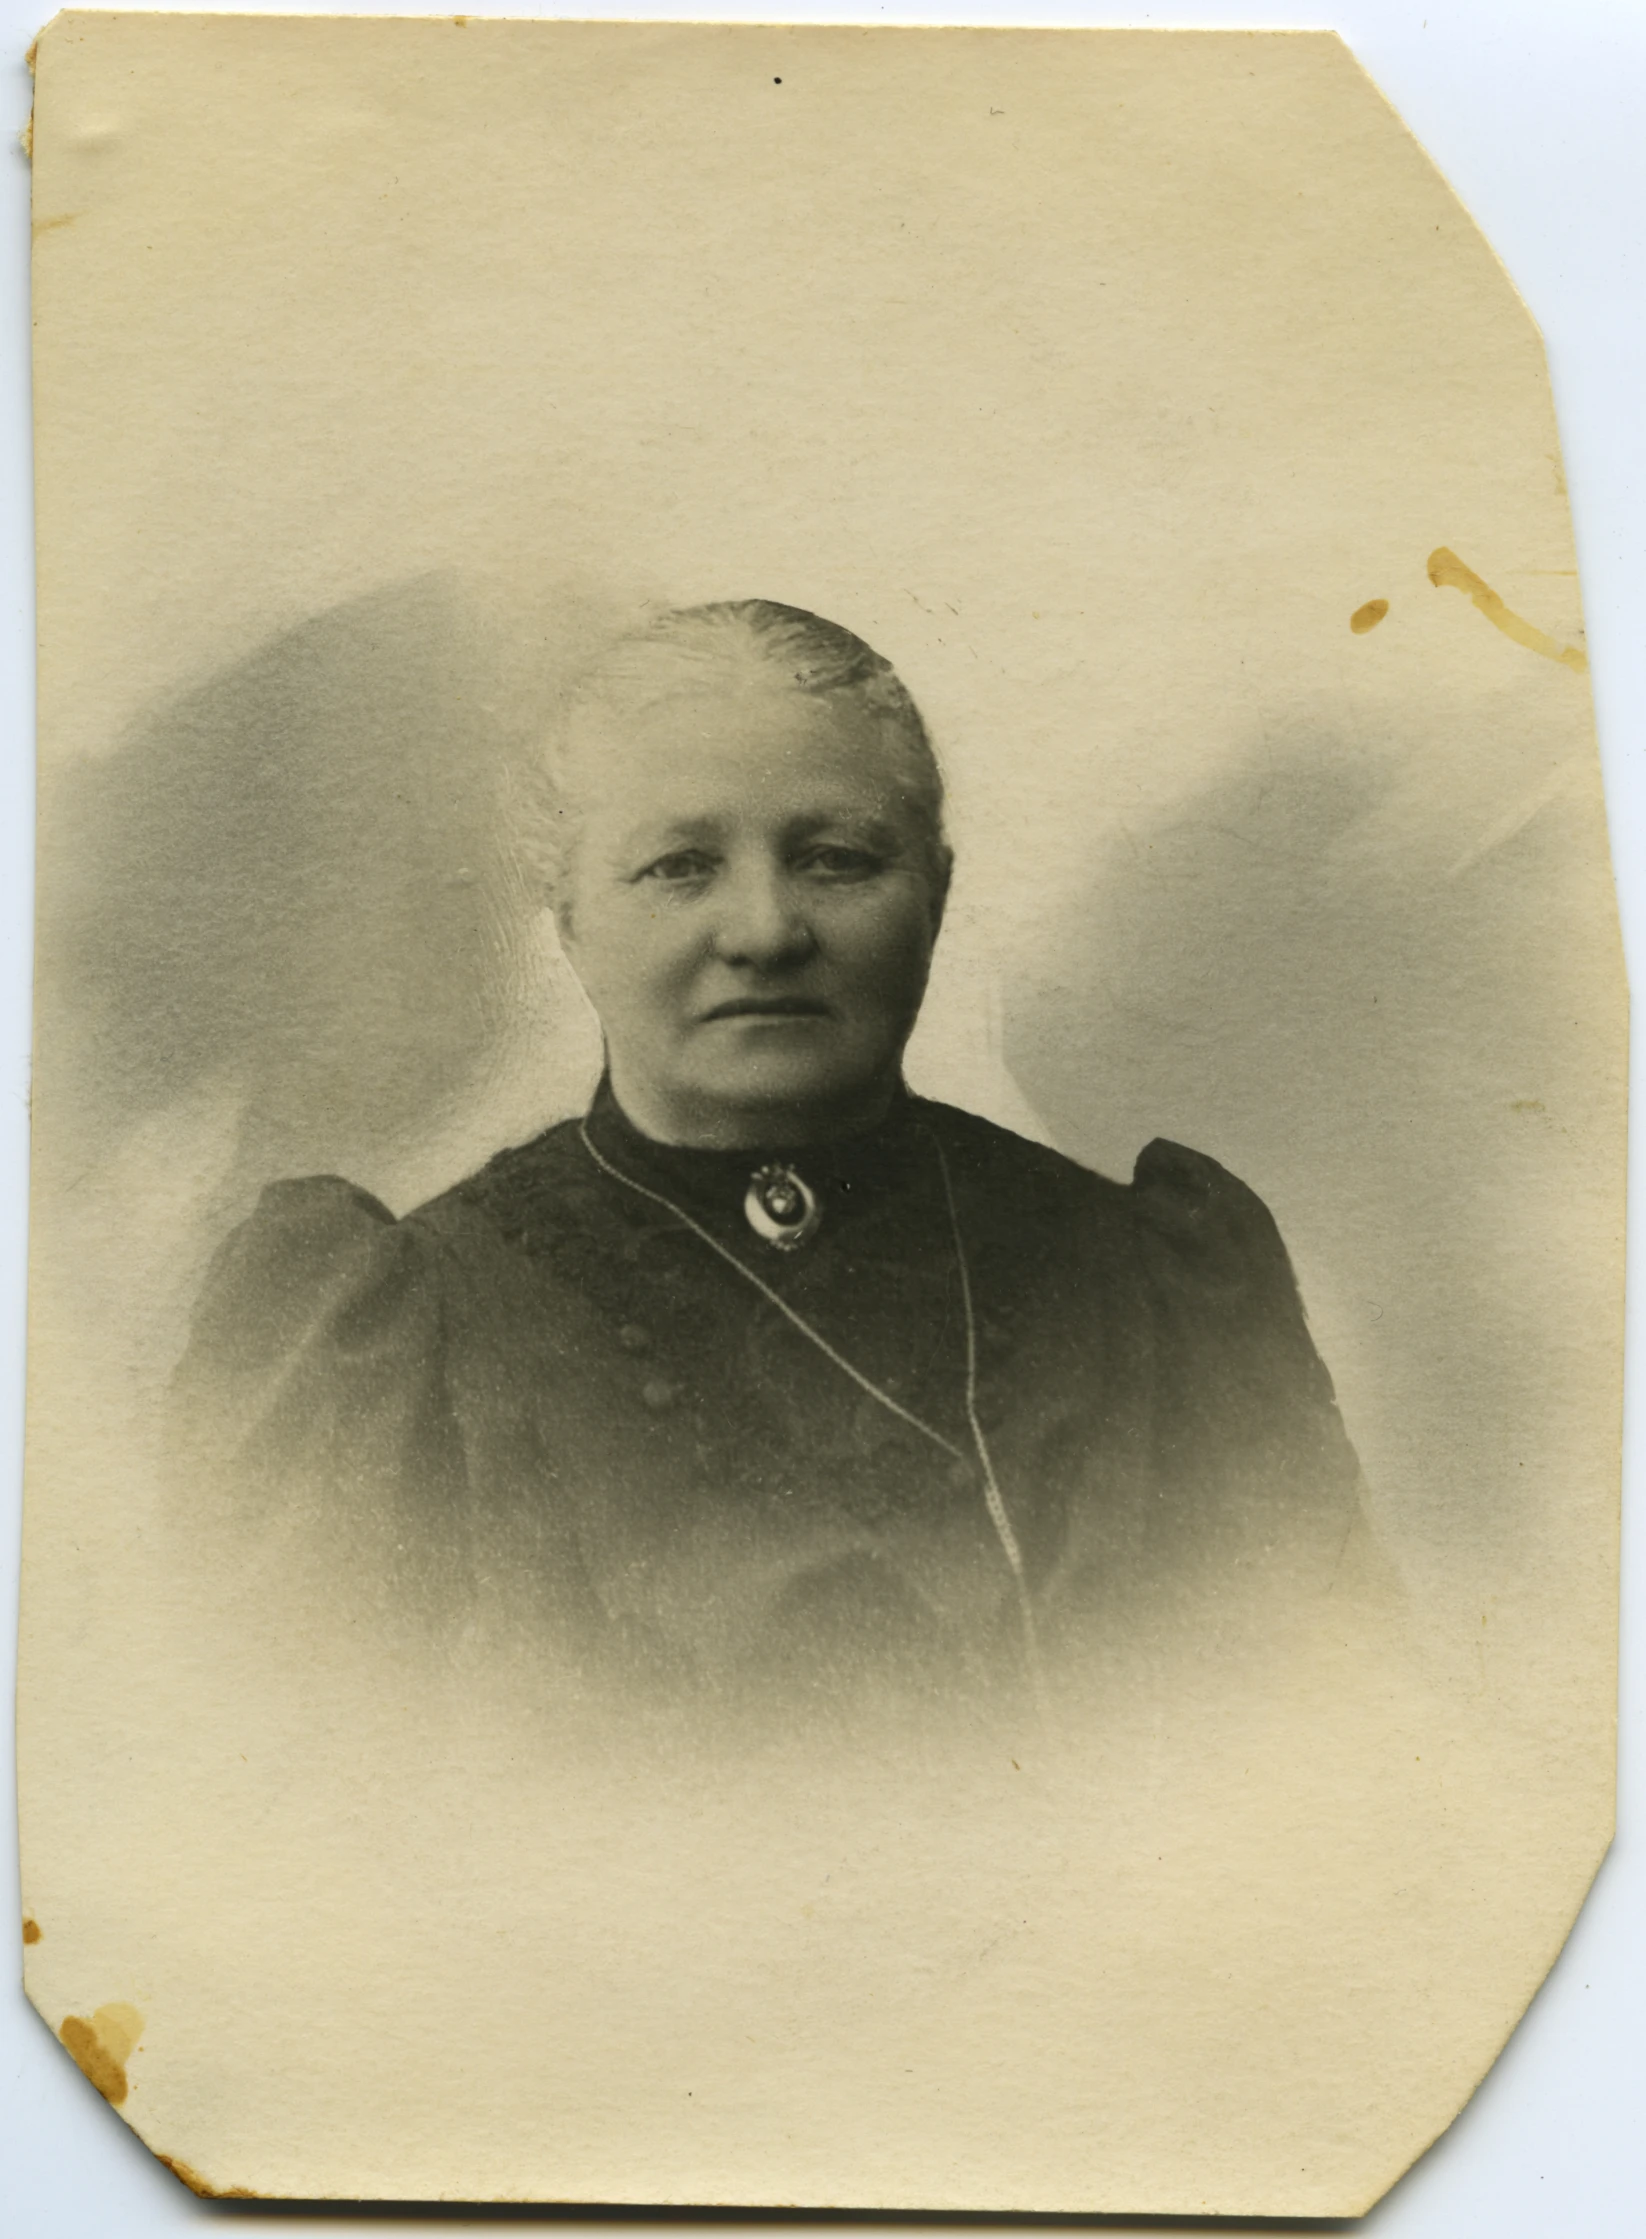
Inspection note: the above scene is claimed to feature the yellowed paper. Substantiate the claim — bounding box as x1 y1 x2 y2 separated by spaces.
20 14 1624 2214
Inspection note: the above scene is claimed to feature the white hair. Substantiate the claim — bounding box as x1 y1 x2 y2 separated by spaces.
521 599 950 900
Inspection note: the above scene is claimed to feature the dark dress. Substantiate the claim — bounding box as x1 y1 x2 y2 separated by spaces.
169 1082 1377 1715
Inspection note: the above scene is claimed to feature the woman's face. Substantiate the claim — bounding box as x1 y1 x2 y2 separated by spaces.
555 676 948 1148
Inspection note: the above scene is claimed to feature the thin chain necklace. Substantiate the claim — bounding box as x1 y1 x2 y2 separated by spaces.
577 1116 1043 1694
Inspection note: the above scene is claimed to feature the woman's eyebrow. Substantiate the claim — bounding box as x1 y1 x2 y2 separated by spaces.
784 813 906 850
612 815 726 854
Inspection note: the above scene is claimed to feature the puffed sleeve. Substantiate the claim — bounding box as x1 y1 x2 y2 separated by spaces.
1130 1138 1388 1605
166 1176 472 1623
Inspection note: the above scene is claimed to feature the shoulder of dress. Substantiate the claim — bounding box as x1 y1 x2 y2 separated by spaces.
226 1173 403 1275
910 1097 1126 1207
179 1172 442 1386
409 1118 590 1242
227 1168 444 1276
1129 1137 1300 1306
252 1171 398 1227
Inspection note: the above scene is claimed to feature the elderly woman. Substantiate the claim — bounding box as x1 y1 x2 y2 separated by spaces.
171 600 1379 1715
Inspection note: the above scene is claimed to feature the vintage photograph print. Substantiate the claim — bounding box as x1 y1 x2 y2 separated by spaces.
19 14 1624 2215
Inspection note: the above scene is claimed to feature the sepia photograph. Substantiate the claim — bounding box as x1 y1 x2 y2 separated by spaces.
4 3 1642 2227
153 585 1398 1731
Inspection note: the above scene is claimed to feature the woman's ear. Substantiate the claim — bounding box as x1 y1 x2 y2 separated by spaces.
928 846 955 937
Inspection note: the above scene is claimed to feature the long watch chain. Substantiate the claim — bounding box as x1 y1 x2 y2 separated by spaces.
577 1119 1046 1703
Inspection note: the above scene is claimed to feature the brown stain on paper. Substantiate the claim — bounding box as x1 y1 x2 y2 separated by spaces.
57 2004 260 2194
158 2153 261 2200
22 1916 41 1944
59 2002 144 2105
21 37 35 162
1428 546 1588 672
1350 598 1389 634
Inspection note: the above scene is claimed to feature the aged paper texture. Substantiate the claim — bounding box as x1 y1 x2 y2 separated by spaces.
19 13 1625 2214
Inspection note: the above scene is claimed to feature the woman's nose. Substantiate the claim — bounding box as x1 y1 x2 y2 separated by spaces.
711 863 816 968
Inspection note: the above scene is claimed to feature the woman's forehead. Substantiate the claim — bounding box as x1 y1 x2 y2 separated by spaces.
563 678 904 806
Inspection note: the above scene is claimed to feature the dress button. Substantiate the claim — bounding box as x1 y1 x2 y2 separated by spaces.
642 1378 679 1412
618 1323 652 1353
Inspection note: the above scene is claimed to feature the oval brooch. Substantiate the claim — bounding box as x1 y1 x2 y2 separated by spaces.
744 1163 822 1252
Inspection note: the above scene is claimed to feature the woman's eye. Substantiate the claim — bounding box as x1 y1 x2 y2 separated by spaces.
637 851 715 884
799 846 882 879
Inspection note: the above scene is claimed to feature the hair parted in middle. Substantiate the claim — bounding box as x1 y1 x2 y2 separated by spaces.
521 598 951 902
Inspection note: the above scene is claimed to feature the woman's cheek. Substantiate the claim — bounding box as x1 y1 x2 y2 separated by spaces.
851 889 935 974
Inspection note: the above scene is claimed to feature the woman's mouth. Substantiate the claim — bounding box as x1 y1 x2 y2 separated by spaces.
701 997 832 1021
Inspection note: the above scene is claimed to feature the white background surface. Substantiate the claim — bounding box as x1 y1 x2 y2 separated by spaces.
1 2 1641 2231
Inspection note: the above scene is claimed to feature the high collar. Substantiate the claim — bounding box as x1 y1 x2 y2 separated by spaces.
581 1074 932 1233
